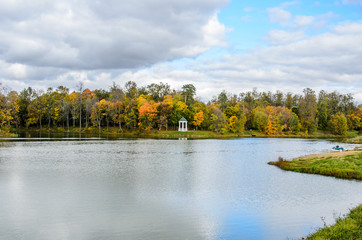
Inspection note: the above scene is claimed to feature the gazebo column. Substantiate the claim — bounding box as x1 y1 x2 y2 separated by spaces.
178 117 188 132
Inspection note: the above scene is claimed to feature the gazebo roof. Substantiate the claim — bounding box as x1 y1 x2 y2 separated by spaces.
179 117 187 122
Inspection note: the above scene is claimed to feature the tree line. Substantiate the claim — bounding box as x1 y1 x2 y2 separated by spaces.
0 81 361 135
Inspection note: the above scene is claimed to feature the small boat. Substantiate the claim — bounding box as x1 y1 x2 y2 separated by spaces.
332 146 344 151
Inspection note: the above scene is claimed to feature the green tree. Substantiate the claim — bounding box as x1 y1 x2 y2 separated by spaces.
147 82 171 102
317 90 329 130
125 81 138 99
253 110 268 131
181 84 196 105
298 88 317 133
285 93 294 109
27 90 46 129
217 90 229 110
328 112 348 135
17 87 32 127
288 112 301 133
209 105 226 134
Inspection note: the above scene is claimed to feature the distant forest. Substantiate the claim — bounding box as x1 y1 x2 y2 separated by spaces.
0 81 361 135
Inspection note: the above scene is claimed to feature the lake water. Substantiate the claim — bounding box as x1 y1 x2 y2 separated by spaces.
0 138 361 240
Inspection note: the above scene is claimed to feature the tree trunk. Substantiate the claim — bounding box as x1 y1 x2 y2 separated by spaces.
119 119 123 132
79 106 82 131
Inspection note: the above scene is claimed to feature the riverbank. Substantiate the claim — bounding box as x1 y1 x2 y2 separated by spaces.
0 130 18 138
268 151 362 239
301 204 362 240
343 135 362 144
6 127 360 139
268 151 362 180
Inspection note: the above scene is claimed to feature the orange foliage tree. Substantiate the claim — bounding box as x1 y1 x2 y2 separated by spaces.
193 111 204 130
137 95 158 130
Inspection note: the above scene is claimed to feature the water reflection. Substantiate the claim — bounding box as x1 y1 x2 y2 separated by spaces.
0 138 360 240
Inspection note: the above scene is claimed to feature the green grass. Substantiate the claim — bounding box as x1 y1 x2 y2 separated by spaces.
301 204 362 240
268 153 362 180
343 135 362 144
0 129 18 138
11 127 358 140
269 152 362 239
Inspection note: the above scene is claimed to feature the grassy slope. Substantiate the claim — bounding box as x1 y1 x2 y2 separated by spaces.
302 205 362 240
268 152 362 180
343 135 362 144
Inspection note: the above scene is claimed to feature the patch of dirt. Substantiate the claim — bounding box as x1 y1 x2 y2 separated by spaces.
295 150 361 160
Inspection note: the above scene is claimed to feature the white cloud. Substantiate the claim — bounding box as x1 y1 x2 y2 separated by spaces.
1 1 361 104
279 1 300 8
102 20 362 102
294 15 315 27
264 30 305 45
342 0 362 5
0 0 228 71
267 7 292 26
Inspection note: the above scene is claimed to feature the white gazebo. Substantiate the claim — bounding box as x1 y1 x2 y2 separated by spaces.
178 117 188 132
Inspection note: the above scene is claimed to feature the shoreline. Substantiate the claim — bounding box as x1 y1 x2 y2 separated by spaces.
268 150 361 239
2 127 360 140
268 150 362 180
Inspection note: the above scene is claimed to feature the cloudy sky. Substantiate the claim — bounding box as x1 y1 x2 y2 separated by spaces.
0 0 361 101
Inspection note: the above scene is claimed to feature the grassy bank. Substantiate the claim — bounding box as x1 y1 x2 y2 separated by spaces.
7 127 360 139
301 204 362 240
343 135 362 144
269 151 362 239
0 129 18 138
268 151 362 180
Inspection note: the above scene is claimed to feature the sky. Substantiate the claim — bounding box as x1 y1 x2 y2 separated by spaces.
0 0 362 102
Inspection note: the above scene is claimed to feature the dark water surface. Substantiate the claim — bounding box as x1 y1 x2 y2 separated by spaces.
0 138 361 240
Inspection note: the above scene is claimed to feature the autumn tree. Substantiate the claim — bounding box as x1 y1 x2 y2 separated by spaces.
56 86 71 129
328 112 348 135
170 100 189 129
137 95 158 130
264 106 278 135
288 112 301 133
109 82 124 102
298 88 317 134
27 90 46 129
209 105 226 134
253 110 268 131
123 97 138 130
5 91 20 128
193 111 204 130
90 100 102 131
157 95 173 130
347 107 361 130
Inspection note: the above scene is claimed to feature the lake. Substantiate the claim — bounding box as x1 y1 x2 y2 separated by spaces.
0 138 361 240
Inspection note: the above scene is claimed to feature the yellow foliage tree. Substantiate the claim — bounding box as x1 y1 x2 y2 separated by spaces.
193 111 204 130
137 96 159 130
228 116 238 133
